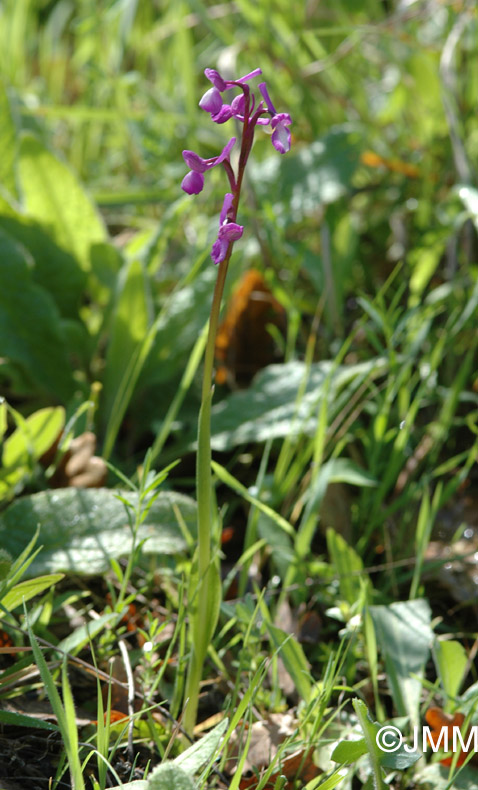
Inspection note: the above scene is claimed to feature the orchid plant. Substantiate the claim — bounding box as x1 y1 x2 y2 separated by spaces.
181 66 291 733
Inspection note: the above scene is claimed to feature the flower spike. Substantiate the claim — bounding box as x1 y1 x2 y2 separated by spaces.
182 67 291 258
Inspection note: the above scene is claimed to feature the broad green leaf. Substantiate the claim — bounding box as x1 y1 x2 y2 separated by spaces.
326 529 369 607
0 406 64 501
0 213 86 318
1 574 64 611
351 698 386 789
0 710 59 731
0 230 75 402
2 406 64 469
349 699 419 781
210 358 387 451
324 458 377 488
409 235 447 304
407 51 446 142
253 126 361 218
341 700 420 777
147 763 195 790
331 738 368 764
101 258 150 433
57 612 118 656
457 185 478 230
434 639 468 703
175 718 228 774
0 488 197 577
18 134 106 269
369 600 432 727
0 79 17 196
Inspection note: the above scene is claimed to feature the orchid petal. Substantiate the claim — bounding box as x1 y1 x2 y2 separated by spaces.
211 105 233 124
231 94 246 117
271 123 291 154
199 86 223 114
219 193 234 225
258 82 276 114
182 150 208 173
204 68 227 91
181 171 204 195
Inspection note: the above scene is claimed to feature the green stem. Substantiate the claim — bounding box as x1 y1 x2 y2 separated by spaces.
353 699 387 790
183 245 233 734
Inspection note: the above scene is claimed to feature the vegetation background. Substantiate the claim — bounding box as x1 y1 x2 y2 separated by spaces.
0 0 478 788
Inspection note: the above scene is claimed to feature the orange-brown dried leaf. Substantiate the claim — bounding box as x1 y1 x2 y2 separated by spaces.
215 269 286 388
425 706 469 766
93 709 129 726
360 150 419 178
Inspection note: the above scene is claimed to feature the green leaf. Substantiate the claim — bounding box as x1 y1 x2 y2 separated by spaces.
0 406 64 501
0 231 75 402
0 79 17 197
210 359 387 451
1 574 64 611
0 398 6 440
2 406 64 470
0 549 12 581
457 185 478 230
265 623 312 704
212 461 294 537
335 700 421 777
326 528 369 607
147 763 196 790
101 258 150 434
0 488 197 577
331 737 368 764
56 612 118 656
369 600 432 726
140 267 217 387
305 769 350 790
380 743 421 771
434 639 468 703
18 134 107 269
175 718 228 774
351 698 387 790
0 213 87 318
324 458 377 488
0 710 59 731
253 126 361 217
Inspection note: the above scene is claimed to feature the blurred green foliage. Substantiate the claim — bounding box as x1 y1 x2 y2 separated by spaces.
0 0 477 545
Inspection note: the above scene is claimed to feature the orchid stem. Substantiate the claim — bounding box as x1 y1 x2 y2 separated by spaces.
183 245 233 734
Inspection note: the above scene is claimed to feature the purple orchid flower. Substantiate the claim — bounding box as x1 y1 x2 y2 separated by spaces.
182 67 291 265
181 138 236 195
199 68 263 124
259 82 292 154
211 193 243 265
